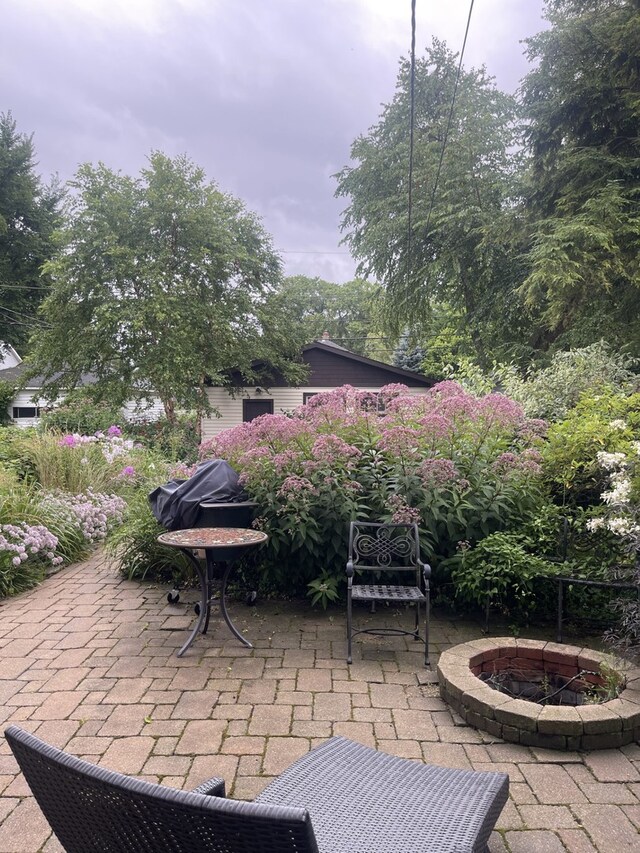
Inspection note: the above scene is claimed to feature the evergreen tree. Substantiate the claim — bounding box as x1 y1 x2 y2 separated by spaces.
520 0 640 347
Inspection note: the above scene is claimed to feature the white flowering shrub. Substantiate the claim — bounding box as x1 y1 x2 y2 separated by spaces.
588 443 640 660
42 491 127 543
0 522 63 596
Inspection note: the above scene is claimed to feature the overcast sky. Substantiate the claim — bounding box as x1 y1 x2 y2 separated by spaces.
2 0 546 283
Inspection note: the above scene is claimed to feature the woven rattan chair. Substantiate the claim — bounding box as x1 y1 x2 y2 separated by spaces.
347 521 431 665
5 727 508 853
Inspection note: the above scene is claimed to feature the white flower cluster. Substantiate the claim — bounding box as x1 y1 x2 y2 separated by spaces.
607 517 640 536
43 491 127 542
590 438 639 544
101 437 135 465
587 515 640 536
0 523 62 569
602 475 632 506
596 451 627 470
608 419 628 431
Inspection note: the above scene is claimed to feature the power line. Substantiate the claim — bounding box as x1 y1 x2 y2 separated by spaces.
406 0 417 296
422 0 475 240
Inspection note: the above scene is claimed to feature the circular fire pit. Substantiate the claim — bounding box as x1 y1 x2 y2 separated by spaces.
438 638 640 750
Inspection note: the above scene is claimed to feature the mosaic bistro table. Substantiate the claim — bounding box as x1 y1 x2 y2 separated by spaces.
157 527 268 656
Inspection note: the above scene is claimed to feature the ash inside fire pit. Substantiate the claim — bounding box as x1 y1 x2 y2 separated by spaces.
479 665 620 706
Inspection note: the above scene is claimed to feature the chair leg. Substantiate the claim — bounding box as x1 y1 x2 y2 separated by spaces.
424 583 430 667
347 588 353 664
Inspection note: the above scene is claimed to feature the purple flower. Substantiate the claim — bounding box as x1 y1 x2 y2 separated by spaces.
107 425 122 436
120 466 136 477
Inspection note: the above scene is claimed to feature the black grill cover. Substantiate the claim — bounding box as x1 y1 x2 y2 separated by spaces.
149 459 248 531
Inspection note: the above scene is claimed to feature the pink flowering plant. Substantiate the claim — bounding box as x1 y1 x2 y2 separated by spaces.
199 383 547 596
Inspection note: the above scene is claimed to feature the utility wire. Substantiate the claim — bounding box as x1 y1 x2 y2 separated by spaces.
422 0 475 240
406 0 417 295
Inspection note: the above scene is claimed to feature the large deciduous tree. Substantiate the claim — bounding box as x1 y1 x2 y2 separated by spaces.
270 275 386 357
28 152 304 425
335 40 532 366
0 112 61 353
520 0 640 347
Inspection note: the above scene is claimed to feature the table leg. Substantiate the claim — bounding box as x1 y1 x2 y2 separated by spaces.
220 562 253 648
177 548 208 658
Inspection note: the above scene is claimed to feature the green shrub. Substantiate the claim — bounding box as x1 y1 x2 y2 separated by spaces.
0 427 39 482
106 490 192 583
541 390 640 506
502 342 637 421
451 531 560 618
39 390 124 436
126 414 199 463
0 380 14 426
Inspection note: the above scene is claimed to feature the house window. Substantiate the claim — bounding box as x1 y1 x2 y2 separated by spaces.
12 406 40 419
242 399 274 422
361 392 386 414
303 392 318 404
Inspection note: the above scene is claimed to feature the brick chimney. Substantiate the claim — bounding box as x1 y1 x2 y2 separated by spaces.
321 330 330 340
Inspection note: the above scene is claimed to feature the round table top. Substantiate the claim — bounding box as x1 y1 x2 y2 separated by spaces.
158 527 268 549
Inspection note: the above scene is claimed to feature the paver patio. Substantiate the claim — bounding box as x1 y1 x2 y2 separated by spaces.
0 551 639 852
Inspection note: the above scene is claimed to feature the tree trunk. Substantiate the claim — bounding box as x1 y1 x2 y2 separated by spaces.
162 396 177 426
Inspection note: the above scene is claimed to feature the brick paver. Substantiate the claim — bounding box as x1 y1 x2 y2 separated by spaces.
0 551 639 851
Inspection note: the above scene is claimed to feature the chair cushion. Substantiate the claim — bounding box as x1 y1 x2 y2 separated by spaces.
351 584 425 602
256 736 508 853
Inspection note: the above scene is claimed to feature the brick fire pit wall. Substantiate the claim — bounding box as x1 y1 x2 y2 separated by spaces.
438 638 640 750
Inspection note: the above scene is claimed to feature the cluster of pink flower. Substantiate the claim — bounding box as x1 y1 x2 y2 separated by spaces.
491 450 543 478
416 457 459 488
387 494 421 525
378 426 423 458
0 523 62 569
311 435 361 466
168 461 198 480
197 382 545 502
277 475 319 501
202 414 309 462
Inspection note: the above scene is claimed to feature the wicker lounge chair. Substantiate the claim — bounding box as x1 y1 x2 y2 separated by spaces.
5 726 508 852
347 521 431 665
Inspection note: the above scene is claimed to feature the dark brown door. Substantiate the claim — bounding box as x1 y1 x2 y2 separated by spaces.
242 399 274 422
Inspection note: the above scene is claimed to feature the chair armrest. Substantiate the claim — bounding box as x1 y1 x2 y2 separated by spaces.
420 561 431 580
346 560 354 579
190 776 226 797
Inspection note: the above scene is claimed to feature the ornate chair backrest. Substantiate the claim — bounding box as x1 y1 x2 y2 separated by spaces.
348 522 422 574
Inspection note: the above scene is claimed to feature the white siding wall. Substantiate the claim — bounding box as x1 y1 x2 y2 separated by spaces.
8 389 62 428
202 386 428 442
7 390 164 428
0 346 22 369
122 398 165 422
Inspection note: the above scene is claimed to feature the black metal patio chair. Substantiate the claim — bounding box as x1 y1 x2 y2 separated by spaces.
5 726 508 853
346 521 431 665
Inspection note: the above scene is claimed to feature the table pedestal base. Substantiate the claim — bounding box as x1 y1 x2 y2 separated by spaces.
177 549 253 657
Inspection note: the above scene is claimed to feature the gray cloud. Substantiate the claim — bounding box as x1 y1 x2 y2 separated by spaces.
2 0 546 283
